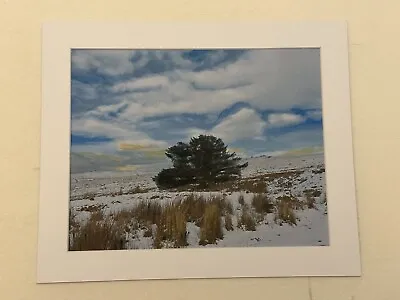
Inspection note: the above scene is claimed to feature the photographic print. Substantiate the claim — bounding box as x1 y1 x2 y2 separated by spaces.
69 48 329 251
38 22 360 283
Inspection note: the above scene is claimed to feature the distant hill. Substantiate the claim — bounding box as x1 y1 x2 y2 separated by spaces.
70 151 168 174
251 146 324 159
278 146 324 157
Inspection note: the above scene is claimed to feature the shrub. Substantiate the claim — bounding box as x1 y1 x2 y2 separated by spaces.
199 203 223 245
251 193 273 215
153 167 195 189
153 135 248 189
238 207 256 231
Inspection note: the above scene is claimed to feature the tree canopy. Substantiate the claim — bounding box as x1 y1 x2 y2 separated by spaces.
153 135 248 189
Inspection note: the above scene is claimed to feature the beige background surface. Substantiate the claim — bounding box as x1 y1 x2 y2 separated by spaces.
0 0 399 299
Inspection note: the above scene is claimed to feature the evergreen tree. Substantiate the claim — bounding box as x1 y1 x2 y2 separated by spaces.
153 135 248 189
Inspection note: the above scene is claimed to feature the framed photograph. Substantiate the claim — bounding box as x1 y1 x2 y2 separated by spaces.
37 22 361 283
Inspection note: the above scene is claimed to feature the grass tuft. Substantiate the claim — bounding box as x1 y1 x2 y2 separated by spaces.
275 196 298 226
237 206 257 231
199 203 223 245
251 193 273 215
153 203 188 248
69 211 126 251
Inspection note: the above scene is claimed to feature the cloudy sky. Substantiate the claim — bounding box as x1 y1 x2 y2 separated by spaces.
70 48 324 173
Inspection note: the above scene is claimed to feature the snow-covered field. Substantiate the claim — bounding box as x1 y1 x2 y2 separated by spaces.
69 153 329 249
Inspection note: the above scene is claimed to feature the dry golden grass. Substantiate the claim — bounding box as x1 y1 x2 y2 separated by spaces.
209 194 232 216
277 195 304 210
275 196 298 226
69 211 126 251
72 194 236 249
70 200 163 251
69 209 80 237
154 205 188 248
176 193 206 225
90 210 105 222
199 203 223 245
171 174 271 194
251 193 273 215
133 200 163 225
212 178 268 194
72 184 322 249
304 193 316 209
237 206 257 231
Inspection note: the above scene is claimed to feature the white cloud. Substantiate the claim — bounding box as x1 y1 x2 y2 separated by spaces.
306 109 323 121
83 101 128 119
212 108 266 142
267 113 306 127
82 48 322 123
71 80 99 99
181 49 321 110
71 141 118 154
111 75 170 93
72 50 195 77
117 80 244 122
72 50 140 76
183 108 267 143
71 118 132 139
71 117 167 150
117 139 168 149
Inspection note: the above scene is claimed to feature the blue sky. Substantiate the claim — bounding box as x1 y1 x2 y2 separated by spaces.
70 49 324 172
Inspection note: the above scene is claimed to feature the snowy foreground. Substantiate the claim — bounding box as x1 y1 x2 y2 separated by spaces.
69 153 329 250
